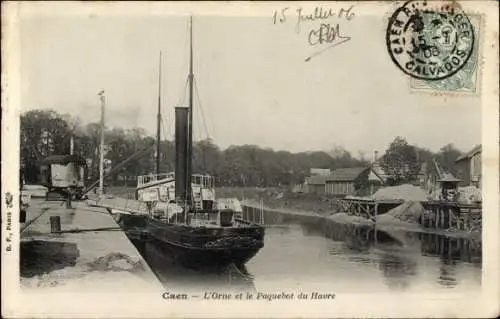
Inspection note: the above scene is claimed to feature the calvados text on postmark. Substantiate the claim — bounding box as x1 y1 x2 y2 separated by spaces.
386 0 475 83
409 13 481 94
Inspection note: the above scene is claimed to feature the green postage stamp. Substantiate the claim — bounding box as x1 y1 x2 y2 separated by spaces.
386 0 482 94
409 14 482 94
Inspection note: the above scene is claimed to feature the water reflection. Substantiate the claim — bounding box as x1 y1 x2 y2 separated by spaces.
127 236 256 293
377 253 418 291
300 219 404 251
299 218 481 263
294 217 481 291
419 233 482 264
116 211 481 293
438 259 458 288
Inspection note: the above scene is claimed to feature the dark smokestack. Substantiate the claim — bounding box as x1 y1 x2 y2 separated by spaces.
175 107 190 202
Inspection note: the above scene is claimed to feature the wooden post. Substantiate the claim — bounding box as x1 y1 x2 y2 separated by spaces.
20 206 26 223
435 209 439 229
439 235 444 255
448 208 452 229
65 188 72 209
261 200 265 225
441 207 446 229
50 216 61 233
436 208 440 229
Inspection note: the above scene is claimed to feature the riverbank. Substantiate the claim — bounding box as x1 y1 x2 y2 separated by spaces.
217 187 337 215
241 199 481 241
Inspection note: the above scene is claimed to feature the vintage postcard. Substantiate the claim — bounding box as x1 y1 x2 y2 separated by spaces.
2 1 499 318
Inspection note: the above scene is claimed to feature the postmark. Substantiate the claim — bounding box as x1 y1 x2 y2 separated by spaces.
409 14 481 94
386 0 475 81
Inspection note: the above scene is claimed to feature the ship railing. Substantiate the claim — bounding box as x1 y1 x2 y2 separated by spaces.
137 172 215 189
192 174 215 188
137 172 175 187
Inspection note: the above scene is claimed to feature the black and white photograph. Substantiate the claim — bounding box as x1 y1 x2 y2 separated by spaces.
2 1 499 318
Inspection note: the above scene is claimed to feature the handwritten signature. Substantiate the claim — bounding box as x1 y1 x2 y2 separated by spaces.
305 24 351 62
273 5 355 62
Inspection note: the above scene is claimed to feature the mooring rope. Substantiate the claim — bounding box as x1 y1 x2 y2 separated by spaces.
20 207 50 234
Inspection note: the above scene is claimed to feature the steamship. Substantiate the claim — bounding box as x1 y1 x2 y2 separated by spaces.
135 17 265 268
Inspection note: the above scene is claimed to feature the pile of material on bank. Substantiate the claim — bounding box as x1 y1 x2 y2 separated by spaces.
369 184 428 226
457 186 482 204
369 184 429 201
427 185 481 204
375 201 425 226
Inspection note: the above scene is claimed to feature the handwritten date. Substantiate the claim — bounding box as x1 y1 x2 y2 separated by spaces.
272 5 355 61
272 5 355 34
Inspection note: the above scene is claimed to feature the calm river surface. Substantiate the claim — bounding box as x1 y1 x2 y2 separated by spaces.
125 213 482 294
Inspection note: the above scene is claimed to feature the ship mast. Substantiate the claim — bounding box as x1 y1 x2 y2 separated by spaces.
98 90 106 198
156 51 162 175
187 16 194 205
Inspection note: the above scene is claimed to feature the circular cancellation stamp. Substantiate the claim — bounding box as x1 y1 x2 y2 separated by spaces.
386 0 475 81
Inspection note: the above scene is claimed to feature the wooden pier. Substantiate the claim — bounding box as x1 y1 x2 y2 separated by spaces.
20 198 162 292
336 197 481 232
420 201 482 232
336 197 404 220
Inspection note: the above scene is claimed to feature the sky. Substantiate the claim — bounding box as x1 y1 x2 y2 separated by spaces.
19 2 481 156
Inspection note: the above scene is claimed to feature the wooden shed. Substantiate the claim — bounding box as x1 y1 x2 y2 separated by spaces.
325 167 384 197
304 175 327 195
455 145 481 188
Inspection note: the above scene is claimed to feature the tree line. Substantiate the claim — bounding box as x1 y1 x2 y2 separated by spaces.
20 109 464 188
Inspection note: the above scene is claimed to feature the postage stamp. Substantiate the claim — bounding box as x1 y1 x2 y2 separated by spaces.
386 0 480 93
409 14 482 94
1 1 499 318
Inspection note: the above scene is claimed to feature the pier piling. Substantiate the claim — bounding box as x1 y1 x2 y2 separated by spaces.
50 216 61 233
65 190 72 209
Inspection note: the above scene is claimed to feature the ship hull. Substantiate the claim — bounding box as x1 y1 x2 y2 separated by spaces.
146 217 264 269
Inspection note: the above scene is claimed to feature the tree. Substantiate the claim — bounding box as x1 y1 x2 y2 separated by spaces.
379 137 421 184
329 145 369 168
20 110 72 183
20 109 462 189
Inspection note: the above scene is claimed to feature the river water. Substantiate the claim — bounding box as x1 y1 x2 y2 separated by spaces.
124 212 482 294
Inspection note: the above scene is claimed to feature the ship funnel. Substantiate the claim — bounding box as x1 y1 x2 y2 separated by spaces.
175 107 190 202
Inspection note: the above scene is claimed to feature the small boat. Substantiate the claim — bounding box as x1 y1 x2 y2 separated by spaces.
135 16 265 268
